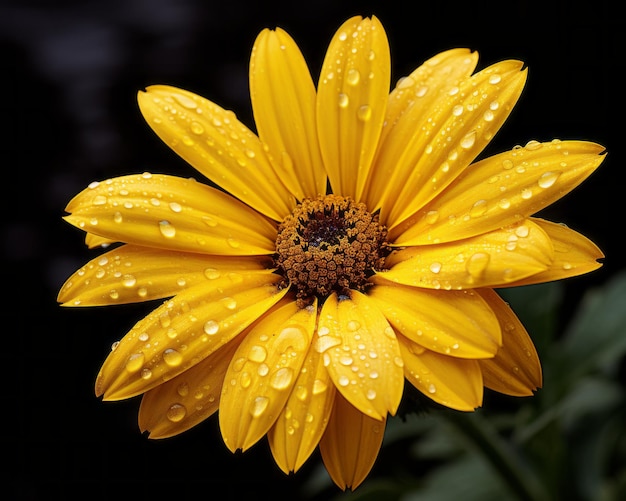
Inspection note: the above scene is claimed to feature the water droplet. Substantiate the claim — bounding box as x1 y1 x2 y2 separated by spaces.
425 210 439 224
429 262 442 274
248 345 267 363
190 121 204 135
270 367 294 390
163 348 183 367
488 74 502 84
312 379 327 395
204 268 221 280
469 199 488 217
250 396 269 417
177 383 189 397
169 202 182 213
338 375 350 387
498 198 511 209
521 188 533 200
166 403 187 422
125 352 145 373
525 140 542 150
159 220 176 238
338 93 349 108
92 195 107 206
460 130 476 149
346 68 360 85
483 110 494 121
502 159 514 170
452 105 463 116
182 135 195 146
113 211 123 223
141 368 152 380
366 389 377 400
538 171 561 189
226 238 240 248
203 320 219 335
357 105 372 121
427 383 437 394
121 274 136 287
466 252 490 277
221 297 237 310
314 335 341 353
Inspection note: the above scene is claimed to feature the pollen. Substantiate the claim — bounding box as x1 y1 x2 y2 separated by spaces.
275 195 389 306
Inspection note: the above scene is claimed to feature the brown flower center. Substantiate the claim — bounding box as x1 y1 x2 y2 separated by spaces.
275 195 389 306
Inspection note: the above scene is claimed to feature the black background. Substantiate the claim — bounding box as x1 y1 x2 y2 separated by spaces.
2 0 622 499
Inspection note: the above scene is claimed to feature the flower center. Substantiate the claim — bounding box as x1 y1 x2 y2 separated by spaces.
275 195 389 306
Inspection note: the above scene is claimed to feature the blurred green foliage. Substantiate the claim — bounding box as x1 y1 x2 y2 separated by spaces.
304 272 626 501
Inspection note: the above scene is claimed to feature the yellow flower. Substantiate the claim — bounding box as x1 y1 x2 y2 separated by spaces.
58 16 604 490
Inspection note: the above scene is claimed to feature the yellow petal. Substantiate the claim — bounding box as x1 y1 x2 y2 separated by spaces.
95 270 287 400
268 331 336 473
380 60 527 229
137 86 294 220
498 218 604 287
367 284 501 358
364 48 479 211
250 28 326 200
138 332 242 438
399 335 483 410
64 173 277 255
219 298 317 452
85 232 115 249
477 289 542 396
58 244 271 306
319 392 386 490
317 291 404 420
316 16 390 200
378 219 553 289
392 140 606 245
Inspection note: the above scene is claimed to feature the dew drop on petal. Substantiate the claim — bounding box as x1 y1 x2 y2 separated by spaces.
121 274 136 287
125 352 145 373
159 220 176 238
203 320 219 335
163 348 183 367
248 345 267 363
538 171 561 189
166 403 187 422
250 396 269 417
346 68 360 85
270 367 294 390
338 93 349 108
469 199 488 217
357 105 372 121
466 252 491 277
460 130 476 149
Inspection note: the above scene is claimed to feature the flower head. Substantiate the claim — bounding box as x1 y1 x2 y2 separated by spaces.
58 16 604 490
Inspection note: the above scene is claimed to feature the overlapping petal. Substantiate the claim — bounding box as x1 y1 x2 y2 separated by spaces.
392 140 606 245
138 86 294 220
138 333 242 438
477 289 542 396
319 393 386 490
375 60 527 228
364 48 479 211
317 291 404 420
58 244 271 306
268 338 336 474
64 173 277 255
399 335 484 410
250 27 326 201
316 16 391 200
95 270 287 400
219 298 317 452
378 219 554 289
498 218 604 287
367 284 501 358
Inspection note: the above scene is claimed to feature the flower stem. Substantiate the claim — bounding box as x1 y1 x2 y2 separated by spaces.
444 411 550 501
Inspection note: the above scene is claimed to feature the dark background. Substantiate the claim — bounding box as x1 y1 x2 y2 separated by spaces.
2 0 622 499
